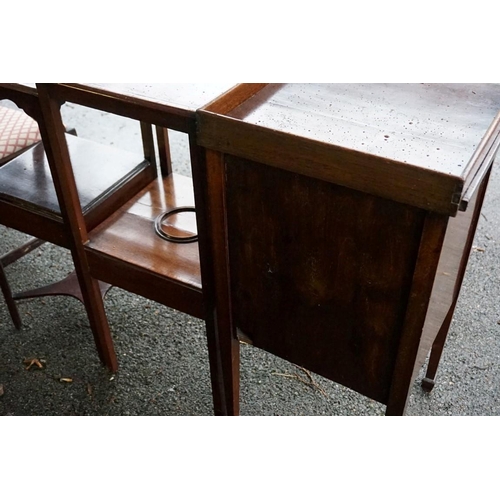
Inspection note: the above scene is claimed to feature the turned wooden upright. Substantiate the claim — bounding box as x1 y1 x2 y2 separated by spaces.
197 83 500 415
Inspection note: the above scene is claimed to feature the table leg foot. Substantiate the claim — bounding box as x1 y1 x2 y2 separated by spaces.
421 377 435 392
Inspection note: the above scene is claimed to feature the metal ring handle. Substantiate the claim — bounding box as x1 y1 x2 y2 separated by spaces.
154 206 198 243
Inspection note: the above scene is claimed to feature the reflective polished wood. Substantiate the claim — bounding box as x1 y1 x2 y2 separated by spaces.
201 83 500 215
86 174 204 319
197 83 500 415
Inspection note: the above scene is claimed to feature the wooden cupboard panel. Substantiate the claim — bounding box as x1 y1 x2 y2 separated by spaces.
225 155 426 403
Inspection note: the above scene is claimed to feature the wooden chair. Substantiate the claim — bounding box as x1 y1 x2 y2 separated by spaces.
0 83 158 371
0 102 45 327
0 100 87 328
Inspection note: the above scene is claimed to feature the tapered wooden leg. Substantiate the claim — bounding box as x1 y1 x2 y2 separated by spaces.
0 237 45 329
0 260 22 329
204 315 225 415
204 312 240 415
386 213 449 416
221 336 240 415
37 84 117 373
75 270 117 372
191 144 240 415
424 170 492 394
421 304 455 392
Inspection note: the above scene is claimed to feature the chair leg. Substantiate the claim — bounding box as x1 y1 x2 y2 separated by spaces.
12 265 116 370
0 259 22 329
1 238 112 334
0 237 45 329
77 273 118 372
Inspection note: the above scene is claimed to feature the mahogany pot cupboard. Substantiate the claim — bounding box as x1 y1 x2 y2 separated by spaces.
196 83 500 415
25 83 500 415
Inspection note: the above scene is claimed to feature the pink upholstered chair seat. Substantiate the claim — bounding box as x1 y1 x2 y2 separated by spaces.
0 105 41 160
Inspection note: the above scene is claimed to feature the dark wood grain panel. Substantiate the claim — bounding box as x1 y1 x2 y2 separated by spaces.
225 155 426 403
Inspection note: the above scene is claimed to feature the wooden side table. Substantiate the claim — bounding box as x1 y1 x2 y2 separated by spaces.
36 83 238 414
197 83 500 415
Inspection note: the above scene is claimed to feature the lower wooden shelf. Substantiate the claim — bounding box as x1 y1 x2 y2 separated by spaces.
85 173 204 319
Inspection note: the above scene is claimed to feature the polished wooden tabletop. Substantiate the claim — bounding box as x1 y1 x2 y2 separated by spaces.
197 83 500 214
63 83 237 114
46 83 238 133
228 83 500 179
